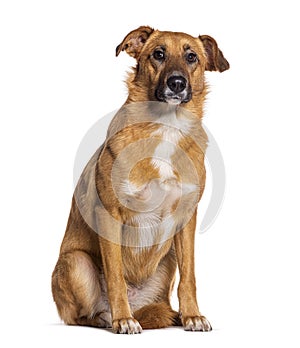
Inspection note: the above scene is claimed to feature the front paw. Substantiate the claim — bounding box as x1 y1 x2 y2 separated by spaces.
112 318 142 334
182 315 212 332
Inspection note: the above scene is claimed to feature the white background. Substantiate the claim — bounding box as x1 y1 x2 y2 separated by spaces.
1 1 300 347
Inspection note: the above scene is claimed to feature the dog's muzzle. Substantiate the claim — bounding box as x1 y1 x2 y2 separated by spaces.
155 74 192 105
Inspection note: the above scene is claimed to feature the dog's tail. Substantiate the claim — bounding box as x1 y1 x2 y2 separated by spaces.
134 302 181 329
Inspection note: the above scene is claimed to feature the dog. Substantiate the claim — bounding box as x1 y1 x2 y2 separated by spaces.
52 26 229 334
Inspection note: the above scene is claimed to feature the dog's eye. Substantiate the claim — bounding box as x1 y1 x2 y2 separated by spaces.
186 52 198 64
153 49 165 61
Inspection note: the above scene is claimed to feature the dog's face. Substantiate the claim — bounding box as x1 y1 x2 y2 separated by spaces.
116 26 229 105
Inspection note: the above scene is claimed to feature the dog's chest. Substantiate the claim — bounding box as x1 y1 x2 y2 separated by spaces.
123 116 190 205
151 125 183 181
119 114 198 248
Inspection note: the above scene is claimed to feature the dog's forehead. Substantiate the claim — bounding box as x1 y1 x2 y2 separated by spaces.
145 31 204 53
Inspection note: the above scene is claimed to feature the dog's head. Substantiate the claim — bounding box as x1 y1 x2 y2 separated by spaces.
116 26 229 105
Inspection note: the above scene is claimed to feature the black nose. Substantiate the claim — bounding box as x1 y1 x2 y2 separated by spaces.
167 75 187 93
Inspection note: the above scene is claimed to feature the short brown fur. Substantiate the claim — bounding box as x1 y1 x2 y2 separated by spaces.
52 26 229 334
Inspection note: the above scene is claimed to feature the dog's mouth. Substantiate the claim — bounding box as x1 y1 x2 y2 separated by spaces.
165 92 191 105
155 75 192 105
155 89 192 105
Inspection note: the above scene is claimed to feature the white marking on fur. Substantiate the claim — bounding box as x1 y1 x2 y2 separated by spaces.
121 111 195 249
202 316 212 331
152 156 174 180
118 318 142 334
155 111 192 136
183 316 212 331
121 180 143 196
151 112 191 181
128 211 161 249
131 211 161 231
181 182 198 194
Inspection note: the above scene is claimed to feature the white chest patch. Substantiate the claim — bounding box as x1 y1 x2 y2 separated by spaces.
151 113 191 181
121 112 196 249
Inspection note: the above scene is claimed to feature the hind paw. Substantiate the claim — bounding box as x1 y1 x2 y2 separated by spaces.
112 318 142 334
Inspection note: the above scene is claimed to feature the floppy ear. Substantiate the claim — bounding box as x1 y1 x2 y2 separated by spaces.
116 26 154 58
199 35 230 72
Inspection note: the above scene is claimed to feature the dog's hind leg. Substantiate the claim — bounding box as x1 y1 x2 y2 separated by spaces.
51 250 111 328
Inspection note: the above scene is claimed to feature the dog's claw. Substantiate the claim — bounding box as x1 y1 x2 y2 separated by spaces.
183 315 212 332
112 318 142 334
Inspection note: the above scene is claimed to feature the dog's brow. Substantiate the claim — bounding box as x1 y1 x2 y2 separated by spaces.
155 45 166 51
183 44 191 51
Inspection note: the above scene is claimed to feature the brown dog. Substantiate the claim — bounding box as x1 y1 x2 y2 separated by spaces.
52 26 229 334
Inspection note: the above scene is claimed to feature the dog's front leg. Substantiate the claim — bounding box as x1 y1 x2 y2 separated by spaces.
97 207 142 334
174 211 212 332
